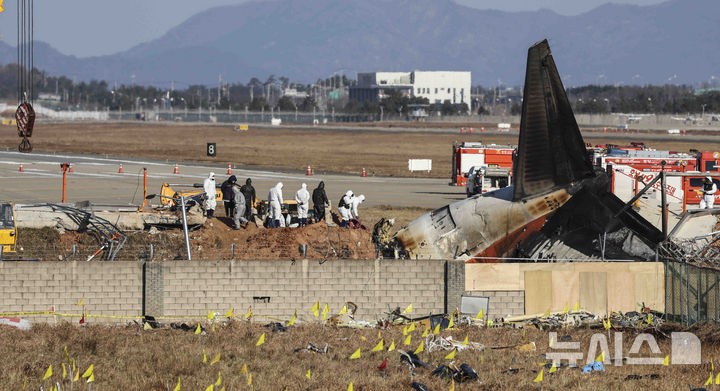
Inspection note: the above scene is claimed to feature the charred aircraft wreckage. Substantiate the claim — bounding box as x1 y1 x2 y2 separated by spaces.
394 40 664 262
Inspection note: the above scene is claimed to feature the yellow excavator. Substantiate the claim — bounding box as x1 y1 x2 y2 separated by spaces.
0 201 17 255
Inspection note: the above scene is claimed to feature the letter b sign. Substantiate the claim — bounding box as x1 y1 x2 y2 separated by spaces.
207 143 216 157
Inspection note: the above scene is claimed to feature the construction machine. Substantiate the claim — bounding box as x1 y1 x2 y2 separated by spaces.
0 201 18 255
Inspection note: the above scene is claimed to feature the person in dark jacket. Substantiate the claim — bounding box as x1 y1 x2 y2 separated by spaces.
312 181 329 223
220 175 237 217
240 178 256 221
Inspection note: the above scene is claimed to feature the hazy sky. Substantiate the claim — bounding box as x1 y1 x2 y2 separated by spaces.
0 0 667 57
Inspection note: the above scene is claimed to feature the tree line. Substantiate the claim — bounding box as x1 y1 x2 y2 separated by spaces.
0 63 718 115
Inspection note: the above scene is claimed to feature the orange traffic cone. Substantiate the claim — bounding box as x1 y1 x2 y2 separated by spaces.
227 163 232 175
173 163 179 174
362 167 366 177
460 127 464 133
306 165 312 176
69 163 73 173
118 163 124 173
481 127 485 133
19 163 23 172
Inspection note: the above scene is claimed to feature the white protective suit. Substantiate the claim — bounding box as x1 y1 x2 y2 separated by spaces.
203 172 217 214
232 186 248 229
295 183 311 220
700 177 717 209
339 190 354 223
350 194 365 220
268 182 284 224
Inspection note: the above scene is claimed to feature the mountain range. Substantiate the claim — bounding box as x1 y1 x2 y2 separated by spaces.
0 0 718 87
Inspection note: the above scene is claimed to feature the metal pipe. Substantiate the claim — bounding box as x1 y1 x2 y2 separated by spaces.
180 195 192 260
143 168 147 206
661 171 668 239
62 167 67 203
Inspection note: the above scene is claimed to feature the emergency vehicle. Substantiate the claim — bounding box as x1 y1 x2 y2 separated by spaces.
450 142 514 188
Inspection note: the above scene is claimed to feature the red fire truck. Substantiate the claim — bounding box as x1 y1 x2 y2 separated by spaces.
450 142 514 187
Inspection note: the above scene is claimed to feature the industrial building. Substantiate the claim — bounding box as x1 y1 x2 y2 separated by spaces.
349 71 471 105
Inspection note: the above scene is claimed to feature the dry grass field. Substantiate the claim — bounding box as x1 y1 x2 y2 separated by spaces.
1 122 719 178
1 320 717 390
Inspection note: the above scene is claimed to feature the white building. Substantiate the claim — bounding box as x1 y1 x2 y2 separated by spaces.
350 71 471 105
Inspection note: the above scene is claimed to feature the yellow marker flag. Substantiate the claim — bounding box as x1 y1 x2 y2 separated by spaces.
43 364 53 380
195 324 202 335
174 377 181 391
603 318 611 330
339 304 347 315
360 336 366 341
207 310 215 320
349 348 361 359
311 301 319 316
83 364 95 377
445 348 456 360
596 351 605 362
76 297 84 306
541 308 550 318
225 308 234 318
533 369 543 383
408 322 416 332
322 303 329 319
240 363 248 374
448 317 455 329
549 362 557 373
414 340 424 354
487 319 493 327
204 385 214 391
348 382 354 391
73 370 79 382
403 326 408 336
706 373 713 386
475 309 484 319
422 327 429 338
562 302 568 314
245 306 253 319
388 340 396 352
404 334 412 345
62 364 67 380
378 331 382 339
212 323 216 333
144 321 152 331
256 333 265 346
215 371 222 386
288 309 297 326
63 345 70 362
211 352 221 365
433 323 441 335
715 372 720 385
663 355 669 366
306 369 311 380
372 339 384 352
462 334 469 346
572 301 580 311
203 349 207 363
647 313 653 325
247 373 252 386
403 304 413 314
86 373 94 383
449 379 455 391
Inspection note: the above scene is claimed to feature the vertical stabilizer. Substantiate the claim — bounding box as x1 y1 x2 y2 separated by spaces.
512 39 593 201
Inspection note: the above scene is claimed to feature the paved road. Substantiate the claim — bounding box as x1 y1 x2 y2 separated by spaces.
0 150 465 209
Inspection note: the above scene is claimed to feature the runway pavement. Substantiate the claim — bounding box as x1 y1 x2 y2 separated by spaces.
0 150 466 209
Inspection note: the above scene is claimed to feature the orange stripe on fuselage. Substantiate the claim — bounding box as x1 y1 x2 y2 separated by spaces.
466 215 548 263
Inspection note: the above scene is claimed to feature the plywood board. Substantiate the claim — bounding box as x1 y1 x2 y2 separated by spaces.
635 272 664 310
607 272 635 313
524 271 553 315
579 272 608 315
551 271 579 312
466 264 521 291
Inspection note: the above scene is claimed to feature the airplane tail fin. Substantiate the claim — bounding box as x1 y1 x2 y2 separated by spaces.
513 39 594 201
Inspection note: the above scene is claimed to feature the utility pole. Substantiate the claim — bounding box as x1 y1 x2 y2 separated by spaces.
218 73 222 105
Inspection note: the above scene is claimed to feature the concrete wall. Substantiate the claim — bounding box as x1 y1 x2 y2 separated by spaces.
463 290 524 320
0 259 463 323
0 261 142 322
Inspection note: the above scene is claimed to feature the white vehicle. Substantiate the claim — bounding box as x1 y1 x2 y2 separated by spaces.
465 165 511 197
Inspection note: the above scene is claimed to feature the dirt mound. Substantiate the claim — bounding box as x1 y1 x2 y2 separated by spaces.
190 218 375 260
